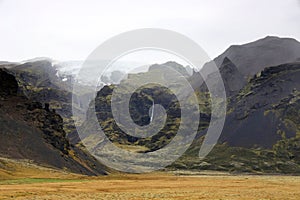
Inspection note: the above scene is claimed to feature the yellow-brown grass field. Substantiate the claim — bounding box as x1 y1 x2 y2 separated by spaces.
1 157 300 200
1 173 300 200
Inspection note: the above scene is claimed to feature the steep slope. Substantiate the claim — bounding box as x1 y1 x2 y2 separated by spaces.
203 36 300 78
218 57 246 96
173 89 300 174
171 63 300 174
13 60 68 91
219 62 300 148
0 68 107 175
4 60 86 144
202 57 246 97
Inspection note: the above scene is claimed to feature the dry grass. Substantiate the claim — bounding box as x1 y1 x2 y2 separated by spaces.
0 157 84 180
1 173 300 200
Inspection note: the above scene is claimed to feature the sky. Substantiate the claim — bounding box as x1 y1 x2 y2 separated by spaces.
0 0 300 62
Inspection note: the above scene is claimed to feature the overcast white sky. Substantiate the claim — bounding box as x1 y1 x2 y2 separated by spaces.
0 0 300 62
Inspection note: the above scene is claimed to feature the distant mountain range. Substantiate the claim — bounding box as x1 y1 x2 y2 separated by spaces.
1 35 300 175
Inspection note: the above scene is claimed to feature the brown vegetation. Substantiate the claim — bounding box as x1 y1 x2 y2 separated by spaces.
1 172 300 200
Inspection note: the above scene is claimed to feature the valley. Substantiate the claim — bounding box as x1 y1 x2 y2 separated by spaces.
1 35 300 199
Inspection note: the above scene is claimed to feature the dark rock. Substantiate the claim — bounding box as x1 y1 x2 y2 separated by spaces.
0 68 108 175
0 69 18 97
44 102 50 112
219 62 300 148
26 102 43 111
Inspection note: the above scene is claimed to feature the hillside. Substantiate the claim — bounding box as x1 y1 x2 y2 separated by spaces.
0 68 108 176
219 62 300 148
2 60 89 144
172 62 300 173
82 54 300 173
202 36 300 78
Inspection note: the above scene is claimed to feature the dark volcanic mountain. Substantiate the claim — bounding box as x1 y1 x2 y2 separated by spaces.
2 60 88 144
203 36 300 78
173 62 300 173
0 68 107 175
220 62 300 148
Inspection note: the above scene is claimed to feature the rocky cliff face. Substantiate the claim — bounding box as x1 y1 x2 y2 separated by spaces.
5 60 85 145
173 62 300 173
0 68 107 175
81 83 181 152
219 62 300 148
201 57 246 97
0 68 19 96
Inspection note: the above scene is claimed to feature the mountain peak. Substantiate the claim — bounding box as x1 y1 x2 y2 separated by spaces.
262 35 299 42
21 57 54 63
263 35 280 40
209 36 300 77
148 61 190 77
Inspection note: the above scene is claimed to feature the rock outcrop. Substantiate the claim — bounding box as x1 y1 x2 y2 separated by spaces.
0 69 108 175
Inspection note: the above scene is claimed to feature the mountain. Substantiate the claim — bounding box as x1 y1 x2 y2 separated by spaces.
0 61 19 69
12 60 70 93
219 62 300 148
172 62 300 174
83 37 300 174
2 60 89 144
1 36 299 175
148 61 191 77
81 73 182 153
198 35 300 98
0 68 108 175
80 62 201 154
203 36 300 78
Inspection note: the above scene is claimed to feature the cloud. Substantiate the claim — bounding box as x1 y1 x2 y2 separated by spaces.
0 0 300 61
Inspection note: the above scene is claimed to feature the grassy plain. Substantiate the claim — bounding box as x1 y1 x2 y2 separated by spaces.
1 172 300 200
1 157 300 199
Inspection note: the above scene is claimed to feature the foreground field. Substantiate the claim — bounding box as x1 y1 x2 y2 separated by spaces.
1 173 300 200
